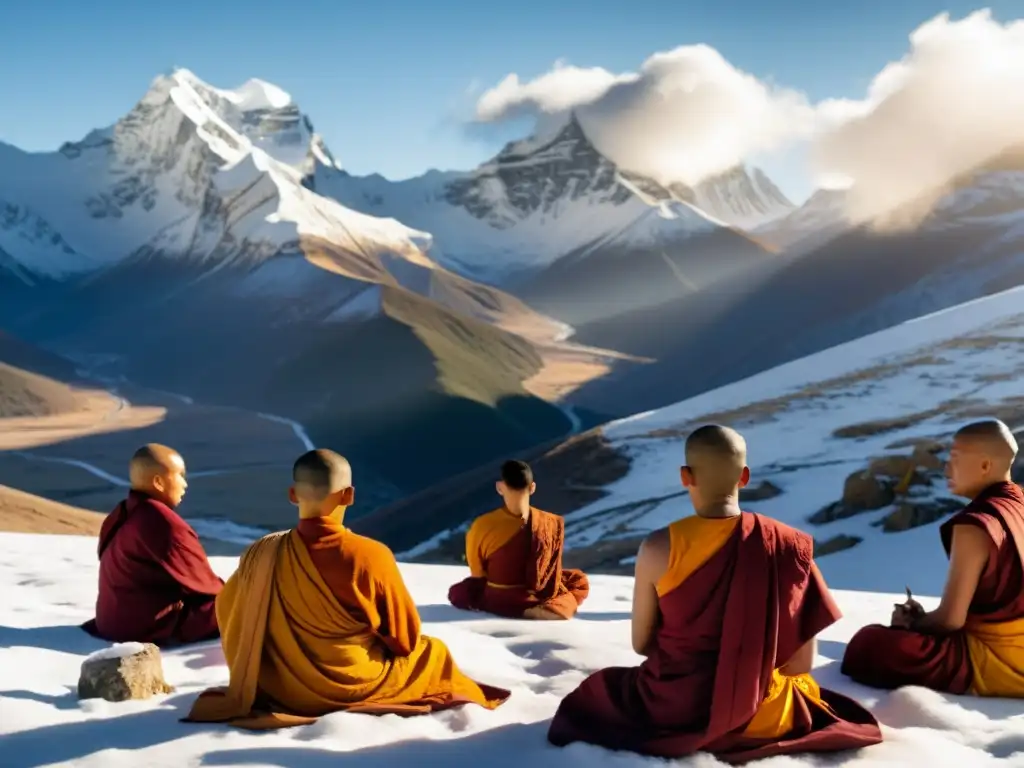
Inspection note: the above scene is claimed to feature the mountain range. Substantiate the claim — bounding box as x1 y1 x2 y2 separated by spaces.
3 68 1024 536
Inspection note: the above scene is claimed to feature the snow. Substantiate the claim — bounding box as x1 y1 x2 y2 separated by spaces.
544 283 1024 589
4 531 1024 767
323 170 720 282
83 643 147 663
217 78 293 112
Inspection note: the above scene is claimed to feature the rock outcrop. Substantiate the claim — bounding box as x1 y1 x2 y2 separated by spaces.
78 643 174 702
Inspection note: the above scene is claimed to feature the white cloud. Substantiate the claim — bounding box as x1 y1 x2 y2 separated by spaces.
475 10 1024 229
812 10 1024 226
474 47 817 187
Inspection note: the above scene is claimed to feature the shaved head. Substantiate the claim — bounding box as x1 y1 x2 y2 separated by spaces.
955 420 1018 468
129 444 183 485
129 444 187 507
684 425 748 498
292 449 352 502
947 419 1019 499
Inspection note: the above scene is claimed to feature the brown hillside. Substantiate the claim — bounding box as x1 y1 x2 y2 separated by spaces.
0 484 104 536
0 362 82 418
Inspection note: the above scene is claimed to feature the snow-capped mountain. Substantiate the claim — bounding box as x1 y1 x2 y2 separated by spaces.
753 187 850 251
0 69 632 513
622 164 794 231
321 114 775 324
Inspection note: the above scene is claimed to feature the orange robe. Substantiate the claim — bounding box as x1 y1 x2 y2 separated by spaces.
548 513 882 763
448 506 589 619
185 517 510 729
843 481 1024 696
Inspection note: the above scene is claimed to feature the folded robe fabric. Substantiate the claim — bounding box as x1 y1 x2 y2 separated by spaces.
186 520 509 729
449 507 588 618
843 481 1024 697
548 512 883 764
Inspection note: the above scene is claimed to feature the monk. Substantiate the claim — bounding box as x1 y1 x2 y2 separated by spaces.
547 425 882 763
842 419 1024 697
448 459 589 620
82 444 222 646
185 449 510 729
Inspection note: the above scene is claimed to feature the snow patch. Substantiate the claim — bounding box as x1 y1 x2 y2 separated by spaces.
84 642 147 663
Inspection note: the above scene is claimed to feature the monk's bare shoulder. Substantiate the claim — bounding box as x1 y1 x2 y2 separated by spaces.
637 527 671 576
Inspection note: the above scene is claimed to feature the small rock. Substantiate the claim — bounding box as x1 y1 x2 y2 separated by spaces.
814 534 863 557
880 499 963 532
740 480 783 502
78 643 174 702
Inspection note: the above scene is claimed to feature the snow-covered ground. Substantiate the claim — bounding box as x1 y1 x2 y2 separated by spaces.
4 531 1024 767
546 283 1024 588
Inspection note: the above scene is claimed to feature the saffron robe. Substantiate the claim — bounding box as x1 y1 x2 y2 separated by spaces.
185 517 510 730
547 512 882 763
81 491 222 646
448 506 589 619
842 481 1024 697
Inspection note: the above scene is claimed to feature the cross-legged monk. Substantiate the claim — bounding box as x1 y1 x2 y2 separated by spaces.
448 459 589 620
82 444 222 646
843 419 1024 697
548 425 882 763
186 449 510 729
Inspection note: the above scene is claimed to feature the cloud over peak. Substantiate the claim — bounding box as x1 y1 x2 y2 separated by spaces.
474 10 1024 226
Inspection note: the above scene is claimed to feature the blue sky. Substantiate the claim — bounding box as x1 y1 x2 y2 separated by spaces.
0 1 1019 202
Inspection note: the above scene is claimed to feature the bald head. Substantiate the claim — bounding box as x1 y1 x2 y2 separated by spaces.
291 449 352 503
683 425 749 500
955 420 1018 467
947 419 1018 499
129 444 187 507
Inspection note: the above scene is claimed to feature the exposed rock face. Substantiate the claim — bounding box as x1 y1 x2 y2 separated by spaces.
78 643 174 702
740 480 783 502
879 499 963 532
814 534 863 557
810 470 895 523
444 114 631 225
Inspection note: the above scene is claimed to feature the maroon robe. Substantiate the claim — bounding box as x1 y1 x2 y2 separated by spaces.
448 507 589 619
842 481 1024 693
81 490 224 646
547 512 882 763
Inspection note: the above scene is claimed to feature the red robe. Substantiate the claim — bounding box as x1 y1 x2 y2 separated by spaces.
448 507 589 619
842 481 1024 694
547 512 882 763
82 490 223 646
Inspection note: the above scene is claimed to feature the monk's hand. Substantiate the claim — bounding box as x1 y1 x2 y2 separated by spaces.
891 586 925 628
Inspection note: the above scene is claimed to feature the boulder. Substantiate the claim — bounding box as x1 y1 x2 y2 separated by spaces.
841 470 895 512
910 441 946 471
78 642 174 702
880 499 962 533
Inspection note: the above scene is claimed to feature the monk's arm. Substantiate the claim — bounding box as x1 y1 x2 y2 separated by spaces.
373 547 422 657
631 529 668 656
781 562 838 676
141 512 223 595
465 519 486 578
912 524 989 634
780 637 816 676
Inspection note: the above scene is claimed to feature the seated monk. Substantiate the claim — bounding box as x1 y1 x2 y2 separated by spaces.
448 459 589 621
548 425 883 762
185 449 510 730
82 444 222 646
843 419 1024 697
